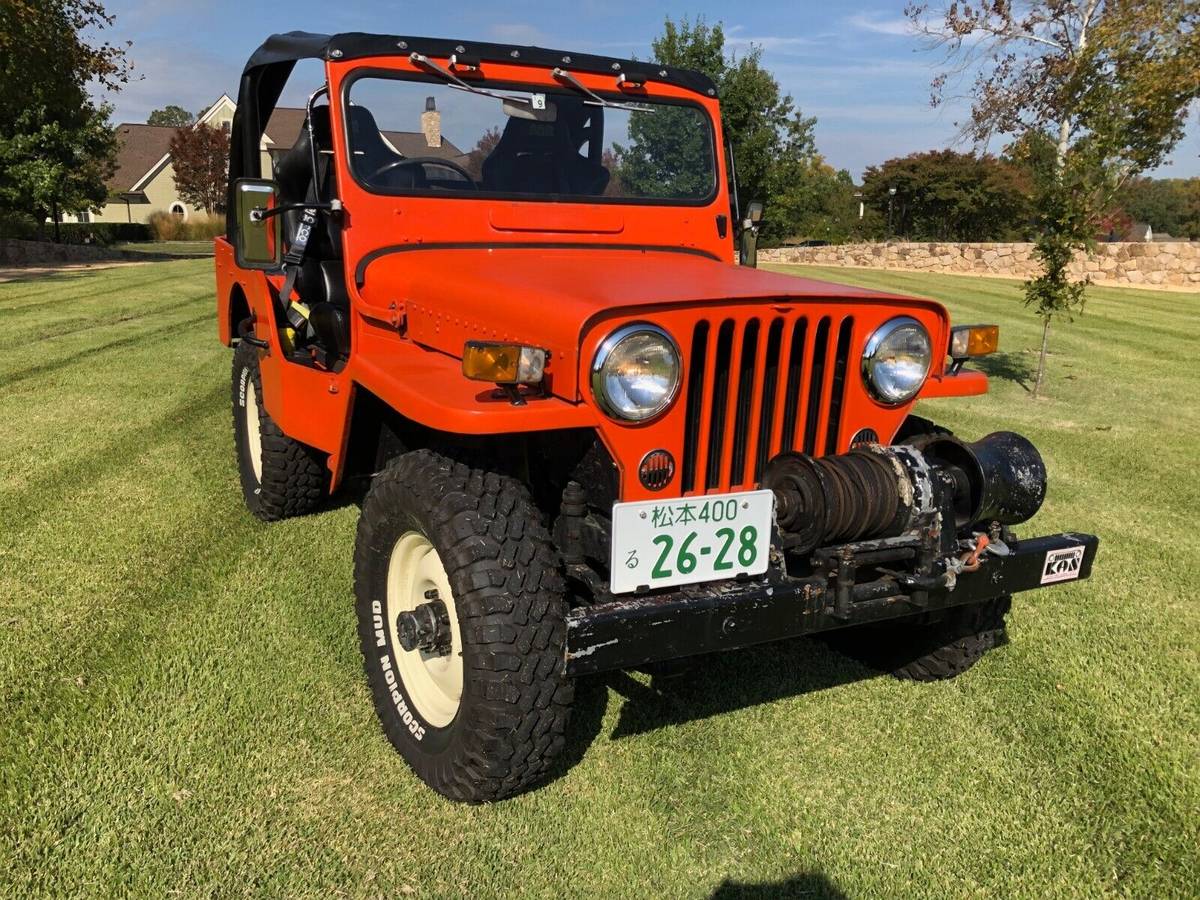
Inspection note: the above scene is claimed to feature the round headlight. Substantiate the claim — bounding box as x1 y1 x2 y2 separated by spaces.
591 324 681 422
862 316 933 404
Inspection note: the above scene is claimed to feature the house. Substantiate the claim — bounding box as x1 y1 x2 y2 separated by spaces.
1103 219 1155 243
85 95 237 224
80 93 463 225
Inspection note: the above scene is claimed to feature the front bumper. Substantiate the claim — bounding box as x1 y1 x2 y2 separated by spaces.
564 531 1098 676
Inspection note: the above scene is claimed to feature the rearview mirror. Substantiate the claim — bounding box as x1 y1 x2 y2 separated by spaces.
503 97 557 122
739 201 764 268
234 178 281 270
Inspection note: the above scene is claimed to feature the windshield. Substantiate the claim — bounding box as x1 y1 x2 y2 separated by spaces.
344 74 716 203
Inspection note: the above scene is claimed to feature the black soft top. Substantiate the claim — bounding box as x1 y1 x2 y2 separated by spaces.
242 31 718 97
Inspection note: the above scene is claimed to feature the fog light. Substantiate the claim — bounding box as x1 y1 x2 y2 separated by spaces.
462 341 546 384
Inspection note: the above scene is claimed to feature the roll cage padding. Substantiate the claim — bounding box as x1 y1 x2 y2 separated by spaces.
274 105 339 257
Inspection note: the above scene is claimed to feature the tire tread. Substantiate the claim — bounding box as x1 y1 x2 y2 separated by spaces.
354 449 573 803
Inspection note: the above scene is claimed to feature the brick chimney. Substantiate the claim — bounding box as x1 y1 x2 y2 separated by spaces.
421 96 441 148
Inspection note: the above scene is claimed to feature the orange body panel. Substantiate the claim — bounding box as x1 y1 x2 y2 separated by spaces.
215 52 989 499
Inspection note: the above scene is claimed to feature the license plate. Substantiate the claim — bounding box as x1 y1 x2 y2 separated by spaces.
609 490 774 594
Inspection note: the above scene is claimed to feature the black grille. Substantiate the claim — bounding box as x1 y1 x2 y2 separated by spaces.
680 313 854 494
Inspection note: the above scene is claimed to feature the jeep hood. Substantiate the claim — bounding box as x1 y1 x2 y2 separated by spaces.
356 246 939 401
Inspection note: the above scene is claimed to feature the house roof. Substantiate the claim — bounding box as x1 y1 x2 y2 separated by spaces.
107 124 178 192
263 106 463 159
107 95 466 200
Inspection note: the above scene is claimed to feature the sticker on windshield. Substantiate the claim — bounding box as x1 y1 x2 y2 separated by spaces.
531 93 546 110
1041 546 1085 584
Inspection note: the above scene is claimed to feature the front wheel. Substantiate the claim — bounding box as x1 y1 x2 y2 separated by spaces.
353 449 574 803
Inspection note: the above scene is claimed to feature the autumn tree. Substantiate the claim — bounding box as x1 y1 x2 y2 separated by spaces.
169 123 229 214
462 127 501 182
148 105 194 127
0 1 131 237
908 0 1200 397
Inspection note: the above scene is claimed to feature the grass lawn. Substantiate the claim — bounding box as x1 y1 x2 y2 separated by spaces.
1 259 1196 898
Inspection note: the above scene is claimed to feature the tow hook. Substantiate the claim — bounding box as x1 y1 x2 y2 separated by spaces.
397 591 452 655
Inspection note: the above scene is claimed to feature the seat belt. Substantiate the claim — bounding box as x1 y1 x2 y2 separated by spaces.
280 205 318 338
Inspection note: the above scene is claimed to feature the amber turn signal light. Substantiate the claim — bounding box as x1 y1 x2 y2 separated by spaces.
462 342 547 384
949 324 1000 359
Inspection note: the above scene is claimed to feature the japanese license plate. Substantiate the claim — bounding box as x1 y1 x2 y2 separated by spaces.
609 490 774 594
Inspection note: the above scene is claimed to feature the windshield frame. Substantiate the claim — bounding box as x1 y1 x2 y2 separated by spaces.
338 67 722 208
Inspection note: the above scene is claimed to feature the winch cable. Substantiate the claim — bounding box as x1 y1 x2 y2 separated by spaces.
765 449 908 554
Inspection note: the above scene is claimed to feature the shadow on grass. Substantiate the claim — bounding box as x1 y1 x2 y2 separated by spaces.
711 873 849 899
973 351 1036 392
605 637 874 739
545 640 868 789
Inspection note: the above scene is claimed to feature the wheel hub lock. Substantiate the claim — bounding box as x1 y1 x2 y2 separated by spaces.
397 595 452 655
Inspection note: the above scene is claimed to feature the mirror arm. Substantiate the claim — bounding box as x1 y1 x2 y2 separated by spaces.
250 199 341 223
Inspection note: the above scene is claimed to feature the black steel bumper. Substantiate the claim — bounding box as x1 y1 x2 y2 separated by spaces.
564 532 1099 676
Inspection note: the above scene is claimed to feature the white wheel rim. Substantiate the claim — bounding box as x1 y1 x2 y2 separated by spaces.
245 379 263 482
385 531 463 728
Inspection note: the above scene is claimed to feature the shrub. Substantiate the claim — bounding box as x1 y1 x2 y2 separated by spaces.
0 212 40 240
148 211 225 241
0 219 153 244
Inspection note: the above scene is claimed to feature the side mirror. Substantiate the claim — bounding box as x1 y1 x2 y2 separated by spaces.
234 178 281 270
739 201 764 268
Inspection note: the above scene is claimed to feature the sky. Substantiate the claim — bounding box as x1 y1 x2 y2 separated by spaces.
94 0 1199 181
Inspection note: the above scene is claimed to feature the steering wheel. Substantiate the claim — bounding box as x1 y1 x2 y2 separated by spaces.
369 157 479 189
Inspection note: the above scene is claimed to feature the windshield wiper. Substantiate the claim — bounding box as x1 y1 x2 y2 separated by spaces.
552 68 655 113
408 53 533 107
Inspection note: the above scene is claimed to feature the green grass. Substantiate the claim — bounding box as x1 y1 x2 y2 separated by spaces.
1 259 1197 898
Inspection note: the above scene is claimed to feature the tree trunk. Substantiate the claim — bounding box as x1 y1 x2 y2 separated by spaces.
52 201 61 244
1032 317 1051 399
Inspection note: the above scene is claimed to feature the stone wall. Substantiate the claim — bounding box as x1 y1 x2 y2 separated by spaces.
761 241 1200 290
0 238 149 266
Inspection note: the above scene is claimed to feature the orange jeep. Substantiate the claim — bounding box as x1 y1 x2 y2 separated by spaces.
216 31 1098 802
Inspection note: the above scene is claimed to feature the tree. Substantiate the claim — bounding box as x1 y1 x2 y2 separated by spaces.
647 17 822 244
148 105 194 127
169 124 229 214
612 104 715 200
861 150 1031 241
463 127 501 181
908 0 1200 397
1119 177 1200 239
0 1 131 237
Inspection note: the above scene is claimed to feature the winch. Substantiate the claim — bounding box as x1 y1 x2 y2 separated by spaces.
762 431 1048 554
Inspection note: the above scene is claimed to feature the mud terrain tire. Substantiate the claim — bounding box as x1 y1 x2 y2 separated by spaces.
827 596 1011 681
232 340 326 521
354 449 574 803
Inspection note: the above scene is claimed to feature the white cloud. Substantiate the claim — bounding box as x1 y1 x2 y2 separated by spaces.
93 44 235 125
723 22 823 54
726 34 821 54
846 12 913 37
488 23 555 47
